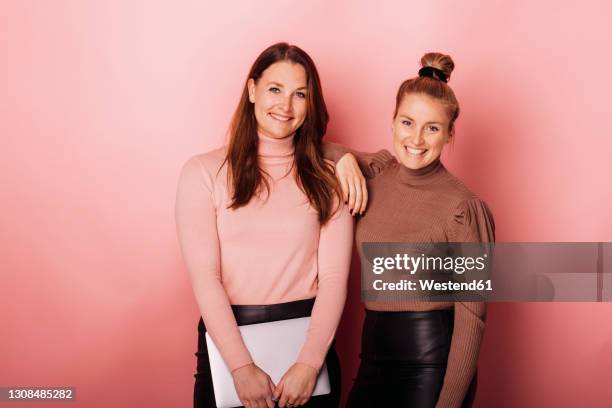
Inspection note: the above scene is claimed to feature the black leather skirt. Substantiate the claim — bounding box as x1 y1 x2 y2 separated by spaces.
194 298 341 408
347 309 476 408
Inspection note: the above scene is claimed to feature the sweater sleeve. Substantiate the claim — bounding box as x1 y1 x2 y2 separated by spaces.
322 141 394 179
435 198 495 408
175 155 253 372
296 201 354 371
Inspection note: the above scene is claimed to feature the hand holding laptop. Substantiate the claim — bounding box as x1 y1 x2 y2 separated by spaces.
206 317 331 408
231 363 276 408
273 363 318 407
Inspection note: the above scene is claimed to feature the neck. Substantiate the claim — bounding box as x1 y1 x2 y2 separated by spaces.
257 132 295 159
397 158 446 186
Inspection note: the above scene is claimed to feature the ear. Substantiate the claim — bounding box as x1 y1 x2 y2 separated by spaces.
446 125 455 143
247 78 255 103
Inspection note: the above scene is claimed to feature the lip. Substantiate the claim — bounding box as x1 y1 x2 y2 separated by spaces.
403 145 428 156
269 113 293 122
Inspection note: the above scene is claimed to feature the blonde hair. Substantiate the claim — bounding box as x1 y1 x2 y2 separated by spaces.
393 52 459 131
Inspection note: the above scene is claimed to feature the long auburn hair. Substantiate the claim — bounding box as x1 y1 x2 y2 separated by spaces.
224 42 340 224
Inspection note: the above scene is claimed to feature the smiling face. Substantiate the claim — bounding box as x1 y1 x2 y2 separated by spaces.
247 61 308 140
392 93 453 170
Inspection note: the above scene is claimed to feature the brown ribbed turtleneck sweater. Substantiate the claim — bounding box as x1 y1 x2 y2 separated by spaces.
324 143 495 408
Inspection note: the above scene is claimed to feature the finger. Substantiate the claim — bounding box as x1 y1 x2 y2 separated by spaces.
339 176 349 203
242 400 251 408
352 180 362 216
359 177 368 214
273 378 284 401
278 390 290 408
268 377 276 395
266 394 275 408
347 180 356 213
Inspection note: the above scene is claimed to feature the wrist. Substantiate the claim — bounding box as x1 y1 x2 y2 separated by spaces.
295 361 319 375
231 362 255 375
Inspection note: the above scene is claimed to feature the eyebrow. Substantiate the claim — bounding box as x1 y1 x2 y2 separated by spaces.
266 81 308 91
398 115 443 125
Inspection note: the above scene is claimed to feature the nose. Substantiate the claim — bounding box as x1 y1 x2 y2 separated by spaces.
278 94 292 113
409 129 425 146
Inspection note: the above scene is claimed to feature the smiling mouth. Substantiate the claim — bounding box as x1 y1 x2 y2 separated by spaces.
269 113 293 122
404 146 427 156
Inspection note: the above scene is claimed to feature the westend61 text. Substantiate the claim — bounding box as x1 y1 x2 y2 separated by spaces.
373 279 493 291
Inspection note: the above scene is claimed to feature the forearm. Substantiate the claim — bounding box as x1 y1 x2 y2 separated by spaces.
190 275 254 371
321 141 353 163
175 156 253 371
296 203 353 370
435 302 486 408
322 141 392 179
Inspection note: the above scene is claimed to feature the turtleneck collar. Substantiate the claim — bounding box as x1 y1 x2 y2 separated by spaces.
396 157 447 186
257 133 295 161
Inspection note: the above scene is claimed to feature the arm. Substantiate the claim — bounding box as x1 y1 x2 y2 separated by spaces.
435 199 495 408
322 142 393 215
176 156 276 408
275 201 354 406
175 156 253 370
297 202 354 369
322 141 393 179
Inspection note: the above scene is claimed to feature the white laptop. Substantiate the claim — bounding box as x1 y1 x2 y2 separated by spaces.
205 316 331 408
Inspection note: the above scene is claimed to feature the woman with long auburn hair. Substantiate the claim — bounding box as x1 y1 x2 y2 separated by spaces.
324 52 495 407
176 43 353 408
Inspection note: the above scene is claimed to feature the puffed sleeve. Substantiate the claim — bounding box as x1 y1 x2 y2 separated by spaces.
322 141 394 179
175 156 253 372
435 198 495 408
295 201 354 371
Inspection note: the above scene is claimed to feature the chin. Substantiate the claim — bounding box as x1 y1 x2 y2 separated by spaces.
399 156 428 170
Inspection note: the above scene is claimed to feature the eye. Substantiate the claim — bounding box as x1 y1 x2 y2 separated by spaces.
295 91 307 98
427 125 440 132
401 119 412 126
268 87 281 93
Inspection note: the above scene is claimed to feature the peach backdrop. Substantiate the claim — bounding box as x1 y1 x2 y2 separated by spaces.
2 1 611 407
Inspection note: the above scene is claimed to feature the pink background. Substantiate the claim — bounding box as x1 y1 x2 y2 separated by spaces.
2 1 612 407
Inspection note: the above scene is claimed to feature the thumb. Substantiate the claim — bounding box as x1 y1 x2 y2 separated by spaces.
268 377 276 394
273 377 284 400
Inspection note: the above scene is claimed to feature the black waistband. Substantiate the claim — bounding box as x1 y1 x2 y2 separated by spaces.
197 298 317 333
231 298 315 326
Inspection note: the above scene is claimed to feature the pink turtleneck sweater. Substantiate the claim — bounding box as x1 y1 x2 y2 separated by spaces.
175 134 353 372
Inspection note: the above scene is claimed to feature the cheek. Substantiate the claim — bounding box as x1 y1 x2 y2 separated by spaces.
294 101 307 121
254 91 274 112
427 136 448 153
392 125 407 142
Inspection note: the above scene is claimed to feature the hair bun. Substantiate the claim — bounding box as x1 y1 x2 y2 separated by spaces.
420 52 455 82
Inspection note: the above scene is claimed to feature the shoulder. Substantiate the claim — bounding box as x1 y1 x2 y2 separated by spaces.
178 147 227 190
362 149 396 178
453 196 494 225
188 147 227 172
439 168 480 203
440 168 495 236
370 149 395 168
